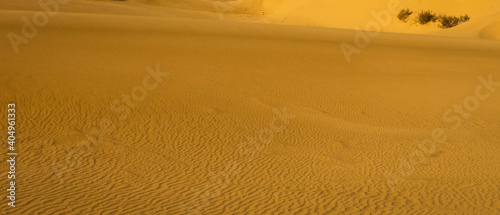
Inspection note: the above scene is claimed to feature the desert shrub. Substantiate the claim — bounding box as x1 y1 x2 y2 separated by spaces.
438 14 471 28
460 14 470 22
397 9 413 22
417 10 438 24
439 15 460 28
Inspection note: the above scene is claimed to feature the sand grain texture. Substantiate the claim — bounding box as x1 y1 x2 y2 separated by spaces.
1 0 500 214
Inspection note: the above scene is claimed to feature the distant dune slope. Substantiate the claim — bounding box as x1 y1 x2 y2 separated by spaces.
433 12 500 40
7 0 499 38
232 0 500 38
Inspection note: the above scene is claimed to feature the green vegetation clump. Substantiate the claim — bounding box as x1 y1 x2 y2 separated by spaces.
438 15 459 28
417 10 438 24
397 8 471 29
461 15 471 22
438 14 471 28
397 9 413 22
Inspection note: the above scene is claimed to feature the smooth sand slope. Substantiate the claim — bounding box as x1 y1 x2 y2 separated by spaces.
1 0 500 214
233 0 500 36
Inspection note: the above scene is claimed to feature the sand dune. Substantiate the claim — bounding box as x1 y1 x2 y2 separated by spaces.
231 0 500 35
1 0 500 214
432 12 500 40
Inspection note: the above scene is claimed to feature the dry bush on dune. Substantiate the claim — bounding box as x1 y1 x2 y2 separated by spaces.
438 14 470 28
397 9 413 22
397 8 471 29
417 10 438 24
460 14 471 22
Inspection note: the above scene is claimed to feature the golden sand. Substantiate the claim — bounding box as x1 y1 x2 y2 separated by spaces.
1 0 499 214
